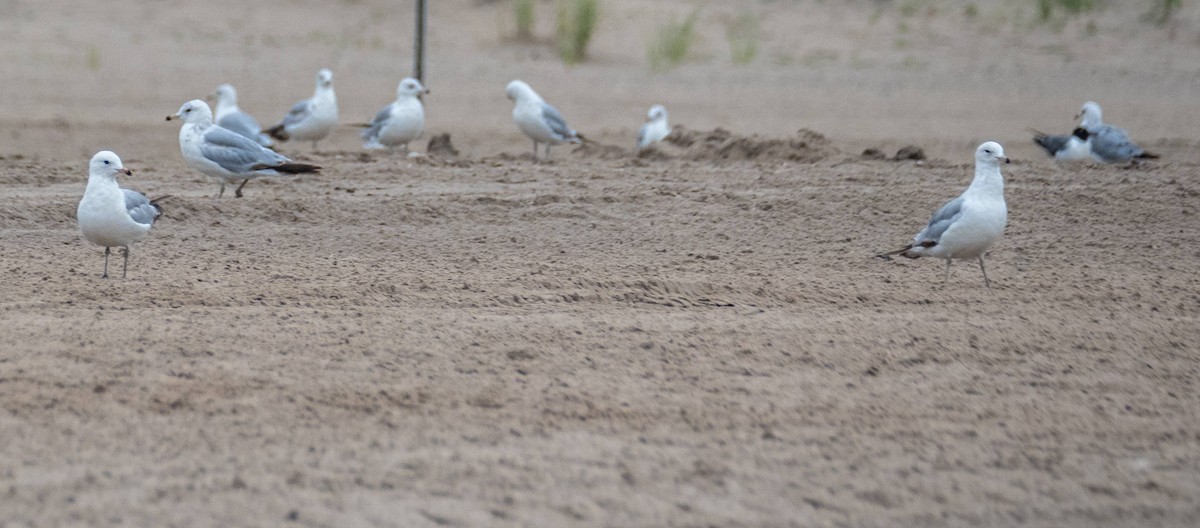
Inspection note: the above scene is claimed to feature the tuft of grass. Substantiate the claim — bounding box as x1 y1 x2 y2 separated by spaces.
726 11 759 65
1144 0 1182 26
514 0 535 40
964 3 979 19
647 9 699 71
556 0 599 64
85 45 101 71
1037 0 1096 22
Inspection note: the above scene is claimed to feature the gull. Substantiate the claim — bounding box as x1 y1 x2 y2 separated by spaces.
1077 101 1157 163
637 104 670 150
266 68 339 149
1031 127 1090 161
211 83 274 148
77 151 163 278
362 77 429 153
878 142 1009 288
505 80 582 160
168 99 320 198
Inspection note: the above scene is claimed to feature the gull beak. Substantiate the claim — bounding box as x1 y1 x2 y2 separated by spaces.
1003 157 1011 164
121 168 132 176
166 114 176 121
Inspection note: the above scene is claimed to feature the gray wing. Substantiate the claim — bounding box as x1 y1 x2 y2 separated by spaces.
361 105 392 141
914 196 964 246
1089 125 1143 163
123 189 160 226
540 103 578 142
1032 133 1070 157
217 111 265 142
201 126 290 174
280 99 314 127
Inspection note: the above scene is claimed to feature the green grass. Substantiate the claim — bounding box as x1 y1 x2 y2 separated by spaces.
647 9 699 71
556 0 599 64
726 11 759 65
514 0 535 40
85 45 101 71
1145 0 1183 26
1037 0 1096 22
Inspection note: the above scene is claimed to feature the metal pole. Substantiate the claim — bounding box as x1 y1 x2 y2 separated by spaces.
413 0 426 82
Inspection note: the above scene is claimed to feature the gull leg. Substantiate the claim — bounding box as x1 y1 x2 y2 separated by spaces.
532 140 539 161
545 144 553 159
943 258 952 283
235 179 250 198
102 247 110 278
218 181 226 198
978 256 992 289
122 246 130 279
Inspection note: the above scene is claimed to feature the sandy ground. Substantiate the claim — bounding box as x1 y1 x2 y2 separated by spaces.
2 0 1200 526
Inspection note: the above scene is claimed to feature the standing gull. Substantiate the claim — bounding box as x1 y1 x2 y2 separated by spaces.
211 84 273 147
362 77 429 154
77 151 163 278
506 80 582 160
637 104 670 150
266 68 339 149
1031 127 1090 161
878 141 1009 287
1077 101 1157 163
168 100 320 198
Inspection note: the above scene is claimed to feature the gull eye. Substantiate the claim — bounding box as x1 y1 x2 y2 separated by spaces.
103 160 110 165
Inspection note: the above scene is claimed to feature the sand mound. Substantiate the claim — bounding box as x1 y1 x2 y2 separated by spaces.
569 126 836 163
663 126 835 162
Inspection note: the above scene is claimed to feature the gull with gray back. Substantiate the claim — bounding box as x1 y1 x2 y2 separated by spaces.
168 99 320 198
77 151 164 278
878 142 1010 287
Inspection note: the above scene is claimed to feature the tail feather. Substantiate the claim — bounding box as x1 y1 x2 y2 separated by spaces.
1136 150 1159 159
265 124 289 141
875 244 913 261
273 162 321 174
1028 128 1061 156
149 195 170 223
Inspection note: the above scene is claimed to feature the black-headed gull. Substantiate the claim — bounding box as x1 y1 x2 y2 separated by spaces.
1031 127 1090 161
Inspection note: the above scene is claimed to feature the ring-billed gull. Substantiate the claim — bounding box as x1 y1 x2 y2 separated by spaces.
505 80 582 160
168 100 320 198
211 84 273 147
362 77 428 154
878 141 1009 288
1031 127 1090 161
266 68 339 149
1077 101 1157 163
77 151 163 278
637 104 669 150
